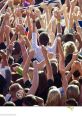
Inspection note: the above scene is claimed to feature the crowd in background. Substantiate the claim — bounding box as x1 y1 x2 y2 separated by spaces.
0 0 82 106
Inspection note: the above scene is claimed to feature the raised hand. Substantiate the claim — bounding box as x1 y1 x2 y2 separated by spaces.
15 24 25 34
70 0 77 9
14 7 22 18
8 0 14 7
30 11 36 21
53 8 61 21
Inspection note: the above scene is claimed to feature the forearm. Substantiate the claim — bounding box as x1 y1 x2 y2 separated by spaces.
24 36 31 49
65 0 70 11
56 21 62 35
65 60 73 71
62 73 68 95
28 61 39 95
23 56 31 83
26 16 32 39
45 56 53 81
0 1 8 13
20 44 28 67
63 11 69 29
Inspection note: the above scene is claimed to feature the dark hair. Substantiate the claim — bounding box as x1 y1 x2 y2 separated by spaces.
38 28 46 34
65 98 78 106
36 18 41 29
12 42 21 55
73 70 80 78
36 71 48 102
0 95 6 106
70 80 80 89
23 95 38 106
39 32 49 46
4 101 15 106
8 56 14 66
65 53 72 66
62 33 75 43
51 62 58 76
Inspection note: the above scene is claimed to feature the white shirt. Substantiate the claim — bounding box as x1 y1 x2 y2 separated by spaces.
32 32 57 62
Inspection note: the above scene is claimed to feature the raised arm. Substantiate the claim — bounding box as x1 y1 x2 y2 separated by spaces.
0 0 8 13
49 8 62 54
30 12 38 49
69 0 77 29
18 35 28 67
25 10 32 40
27 61 39 95
42 45 54 81
65 52 78 71
58 37 68 94
23 50 34 83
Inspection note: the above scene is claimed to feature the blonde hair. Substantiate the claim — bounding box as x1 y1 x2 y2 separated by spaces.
66 85 80 101
63 41 77 57
46 87 61 106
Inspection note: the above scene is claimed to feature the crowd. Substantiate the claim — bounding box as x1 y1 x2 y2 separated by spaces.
0 0 82 106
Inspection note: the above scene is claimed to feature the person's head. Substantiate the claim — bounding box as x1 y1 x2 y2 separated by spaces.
38 28 46 34
71 61 81 79
4 101 16 106
66 85 80 101
35 18 41 29
22 94 38 106
46 86 61 106
63 41 77 58
39 32 49 46
51 60 58 75
8 56 14 66
70 80 80 89
9 83 24 101
44 59 58 76
62 33 75 43
73 70 80 79
12 42 21 56
0 94 6 106
65 98 78 106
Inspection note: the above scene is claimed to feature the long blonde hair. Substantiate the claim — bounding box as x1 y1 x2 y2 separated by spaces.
63 41 77 58
46 86 61 106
